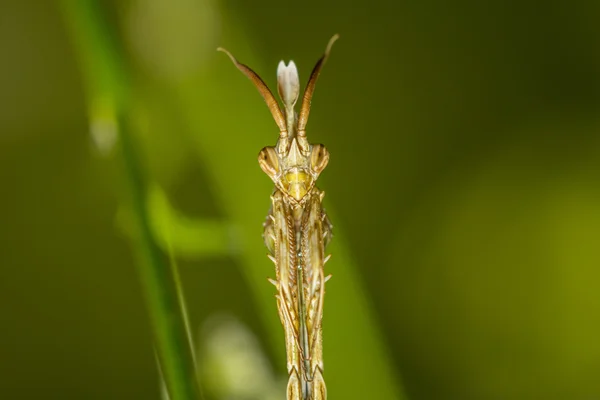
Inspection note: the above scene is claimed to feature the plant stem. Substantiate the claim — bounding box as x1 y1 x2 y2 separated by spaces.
60 1 201 399
119 114 201 400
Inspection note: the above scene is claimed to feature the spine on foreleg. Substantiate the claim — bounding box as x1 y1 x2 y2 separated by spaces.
287 367 303 400
310 366 327 400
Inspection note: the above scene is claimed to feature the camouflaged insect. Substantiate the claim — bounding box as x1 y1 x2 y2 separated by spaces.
219 35 338 400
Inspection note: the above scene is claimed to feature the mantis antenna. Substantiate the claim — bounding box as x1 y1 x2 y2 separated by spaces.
217 47 288 137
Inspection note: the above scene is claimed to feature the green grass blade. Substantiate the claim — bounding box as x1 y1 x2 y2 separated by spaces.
60 1 202 399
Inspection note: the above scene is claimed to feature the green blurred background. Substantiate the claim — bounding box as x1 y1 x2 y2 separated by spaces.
2 1 600 399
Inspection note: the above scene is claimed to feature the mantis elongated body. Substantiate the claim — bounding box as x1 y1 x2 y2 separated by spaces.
218 35 338 400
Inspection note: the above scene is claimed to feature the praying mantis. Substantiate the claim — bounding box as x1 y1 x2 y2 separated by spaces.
218 35 339 400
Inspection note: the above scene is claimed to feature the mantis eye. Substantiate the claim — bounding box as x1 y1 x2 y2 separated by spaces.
258 146 279 179
310 144 329 174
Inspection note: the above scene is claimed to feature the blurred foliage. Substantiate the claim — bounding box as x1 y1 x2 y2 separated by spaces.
2 1 600 399
197 314 285 400
62 1 202 398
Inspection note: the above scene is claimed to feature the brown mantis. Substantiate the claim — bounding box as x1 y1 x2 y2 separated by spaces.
218 35 338 400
